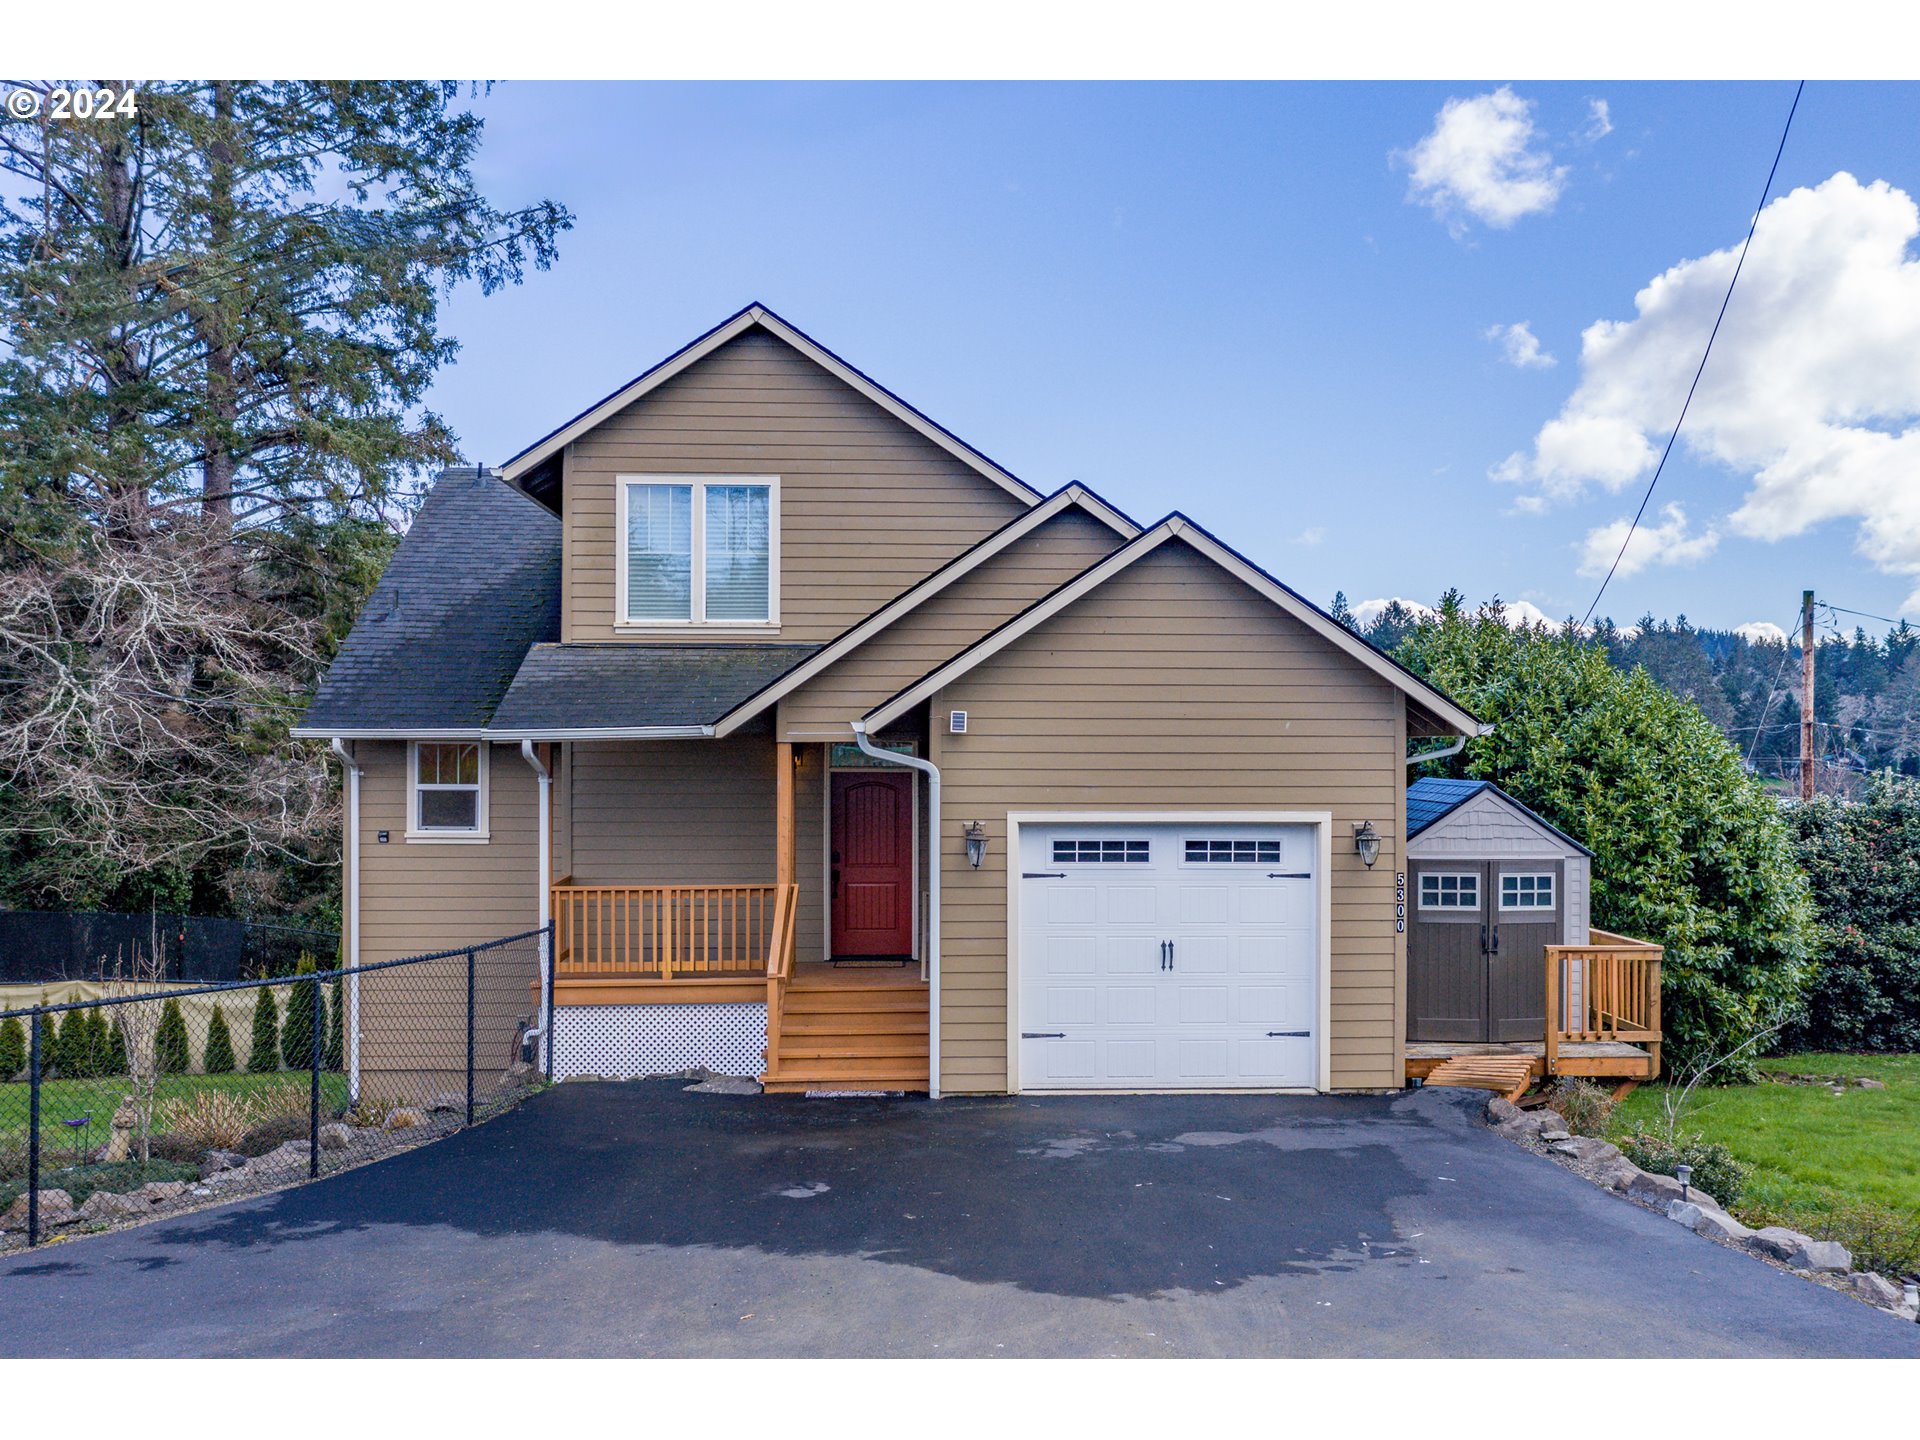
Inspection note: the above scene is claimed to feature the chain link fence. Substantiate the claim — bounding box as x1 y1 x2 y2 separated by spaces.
0 927 552 1250
0 909 338 985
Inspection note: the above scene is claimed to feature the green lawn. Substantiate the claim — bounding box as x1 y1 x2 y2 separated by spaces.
1611 1053 1920 1272
0 1071 351 1155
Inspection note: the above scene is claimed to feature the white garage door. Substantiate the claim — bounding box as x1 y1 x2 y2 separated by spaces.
1017 822 1320 1090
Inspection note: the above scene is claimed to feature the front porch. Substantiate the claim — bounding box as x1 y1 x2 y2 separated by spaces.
1407 929 1664 1098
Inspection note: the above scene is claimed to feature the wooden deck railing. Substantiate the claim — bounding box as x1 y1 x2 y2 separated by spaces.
762 882 799 1076
552 883 793 980
1545 928 1663 1078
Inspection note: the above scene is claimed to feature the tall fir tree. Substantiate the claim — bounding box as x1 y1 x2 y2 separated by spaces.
0 1016 24 1078
246 985 280 1073
106 1015 129 1076
281 958 318 1070
154 999 192 1074
202 1002 237 1074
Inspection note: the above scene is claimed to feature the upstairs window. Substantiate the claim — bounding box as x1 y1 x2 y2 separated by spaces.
620 476 777 625
411 741 487 838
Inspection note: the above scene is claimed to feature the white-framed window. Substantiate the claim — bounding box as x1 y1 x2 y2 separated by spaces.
617 475 778 626
408 741 488 841
1184 838 1284 865
1500 872 1556 911
1053 838 1150 864
1418 871 1479 910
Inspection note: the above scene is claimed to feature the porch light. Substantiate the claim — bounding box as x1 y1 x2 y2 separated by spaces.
963 820 988 869
1353 820 1381 868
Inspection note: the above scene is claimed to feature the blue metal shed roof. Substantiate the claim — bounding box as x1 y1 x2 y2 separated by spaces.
1405 776 1594 856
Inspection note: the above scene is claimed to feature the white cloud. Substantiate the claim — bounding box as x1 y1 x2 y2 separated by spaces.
1501 172 1920 611
1736 620 1790 645
1578 503 1720 578
1291 526 1326 546
1349 596 1567 630
1583 99 1613 142
1486 321 1557 370
1398 86 1568 232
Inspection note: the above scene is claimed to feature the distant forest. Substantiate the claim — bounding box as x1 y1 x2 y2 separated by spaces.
1334 593 1920 787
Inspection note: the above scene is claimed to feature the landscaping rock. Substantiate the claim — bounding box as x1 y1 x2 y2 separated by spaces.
384 1107 426 1130
1690 1205 1754 1245
255 1139 312 1171
318 1122 353 1150
1848 1272 1904 1309
199 1149 247 1178
427 1094 463 1113
503 1060 539 1085
1549 1135 1623 1164
1537 1128 1572 1143
132 1180 187 1206
1 1189 73 1229
685 1074 762 1095
1853 1077 1886 1090
1746 1226 1810 1263
1531 1109 1567 1133
1626 1170 1700 1208
1485 1097 1524 1126
1592 1157 1642 1191
1666 1200 1708 1229
76 1189 145 1223
1788 1237 1851 1274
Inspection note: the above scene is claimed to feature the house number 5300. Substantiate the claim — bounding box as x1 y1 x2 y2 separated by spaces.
1395 871 1407 934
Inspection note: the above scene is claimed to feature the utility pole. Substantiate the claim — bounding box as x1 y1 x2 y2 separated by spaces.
1800 589 1816 801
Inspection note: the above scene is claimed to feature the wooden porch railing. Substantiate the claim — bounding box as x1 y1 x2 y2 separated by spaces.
762 881 799 1076
552 883 793 980
1545 928 1663 1078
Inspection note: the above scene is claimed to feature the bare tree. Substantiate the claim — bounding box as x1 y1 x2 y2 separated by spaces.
98 914 173 1164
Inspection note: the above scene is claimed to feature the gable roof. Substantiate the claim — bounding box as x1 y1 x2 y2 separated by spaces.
862 513 1484 736
500 303 1041 506
708 483 1139 737
487 643 820 739
292 468 559 738
1405 777 1594 856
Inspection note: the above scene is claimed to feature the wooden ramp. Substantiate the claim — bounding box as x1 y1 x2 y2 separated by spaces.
1419 1054 1538 1102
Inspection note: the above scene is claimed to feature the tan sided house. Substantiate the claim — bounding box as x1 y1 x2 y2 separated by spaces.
296 304 1664 1099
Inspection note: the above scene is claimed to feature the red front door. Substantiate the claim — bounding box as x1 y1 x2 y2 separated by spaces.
830 770 915 957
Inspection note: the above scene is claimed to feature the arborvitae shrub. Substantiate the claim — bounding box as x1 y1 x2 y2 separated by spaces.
247 985 279 1072
106 1017 129 1075
0 1016 24 1079
155 998 192 1075
203 1003 237 1074
84 1007 112 1077
54 1008 90 1078
281 958 318 1070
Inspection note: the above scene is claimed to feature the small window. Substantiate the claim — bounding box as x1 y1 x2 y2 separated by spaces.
1418 872 1479 910
1185 838 1284 865
1501 872 1556 911
1053 839 1150 864
412 742 485 836
621 477 776 625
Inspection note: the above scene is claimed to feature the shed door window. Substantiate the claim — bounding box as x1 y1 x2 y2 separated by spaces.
1500 873 1556 911
415 743 481 831
1418 872 1479 910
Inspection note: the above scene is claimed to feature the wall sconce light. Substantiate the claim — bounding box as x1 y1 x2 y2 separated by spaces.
1353 820 1381 869
963 820 988 869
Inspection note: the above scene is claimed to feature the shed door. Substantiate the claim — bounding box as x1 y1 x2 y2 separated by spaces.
1408 862 1490 1042
1488 862 1563 1041
1017 822 1318 1090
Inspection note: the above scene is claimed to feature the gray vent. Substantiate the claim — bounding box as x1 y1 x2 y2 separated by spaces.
949 710 969 734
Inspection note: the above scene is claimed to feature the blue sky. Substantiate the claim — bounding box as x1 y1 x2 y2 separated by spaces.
428 81 1920 635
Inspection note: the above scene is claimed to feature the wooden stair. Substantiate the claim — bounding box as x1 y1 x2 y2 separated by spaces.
761 973 930 1093
1420 1054 1538 1102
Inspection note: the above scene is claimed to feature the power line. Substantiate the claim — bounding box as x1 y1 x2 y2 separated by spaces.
1744 610 1805 768
1581 80 1805 629
1818 600 1920 629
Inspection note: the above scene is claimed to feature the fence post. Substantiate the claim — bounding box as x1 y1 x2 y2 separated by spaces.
309 974 322 1180
543 926 555 1084
465 948 476 1127
27 1010 41 1248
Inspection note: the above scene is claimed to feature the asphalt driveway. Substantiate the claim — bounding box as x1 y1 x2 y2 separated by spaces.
0 1081 1911 1357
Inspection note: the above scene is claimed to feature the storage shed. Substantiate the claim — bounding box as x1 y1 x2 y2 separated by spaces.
1405 777 1593 1044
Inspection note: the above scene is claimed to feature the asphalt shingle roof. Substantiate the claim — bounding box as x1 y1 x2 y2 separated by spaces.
1405 776 1593 855
488 643 821 733
297 468 560 732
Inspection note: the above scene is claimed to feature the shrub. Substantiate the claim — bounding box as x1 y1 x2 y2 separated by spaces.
251 1081 316 1124
0 1016 24 1080
281 960 318 1070
1760 1199 1920 1279
84 1007 113 1076
1618 1129 1752 1207
324 978 344 1072
1548 1078 1617 1137
154 998 192 1074
247 985 279 1072
236 1112 308 1158
105 1017 129 1075
0 1159 198 1212
157 1090 258 1152
53 1008 90 1078
202 1003 237 1075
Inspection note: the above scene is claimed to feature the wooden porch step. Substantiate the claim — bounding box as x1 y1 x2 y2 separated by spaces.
1421 1054 1539 1102
761 1066 930 1093
782 1010 929 1034
778 1038 931 1060
782 989 929 1013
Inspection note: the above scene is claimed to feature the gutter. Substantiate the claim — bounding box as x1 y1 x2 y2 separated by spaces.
328 739 364 1102
519 741 554 1069
850 721 941 1100
1406 722 1495 768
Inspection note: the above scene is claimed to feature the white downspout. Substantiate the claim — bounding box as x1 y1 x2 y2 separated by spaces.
850 720 940 1099
329 738 363 1103
520 741 553 1068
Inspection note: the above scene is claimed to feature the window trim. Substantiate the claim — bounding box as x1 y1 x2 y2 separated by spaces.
614 474 781 631
1417 870 1480 911
1182 837 1286 866
406 740 490 843
1051 837 1152 865
1499 871 1557 912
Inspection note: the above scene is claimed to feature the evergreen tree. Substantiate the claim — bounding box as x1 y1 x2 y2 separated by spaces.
247 986 280 1072
53 1008 89 1078
0 1016 24 1079
202 1002 237 1074
155 999 192 1075
324 978 345 1072
281 959 318 1070
106 1016 129 1076
84 1007 112 1077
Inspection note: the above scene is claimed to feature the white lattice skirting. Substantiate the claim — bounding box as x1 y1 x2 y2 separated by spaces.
552 1003 767 1080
